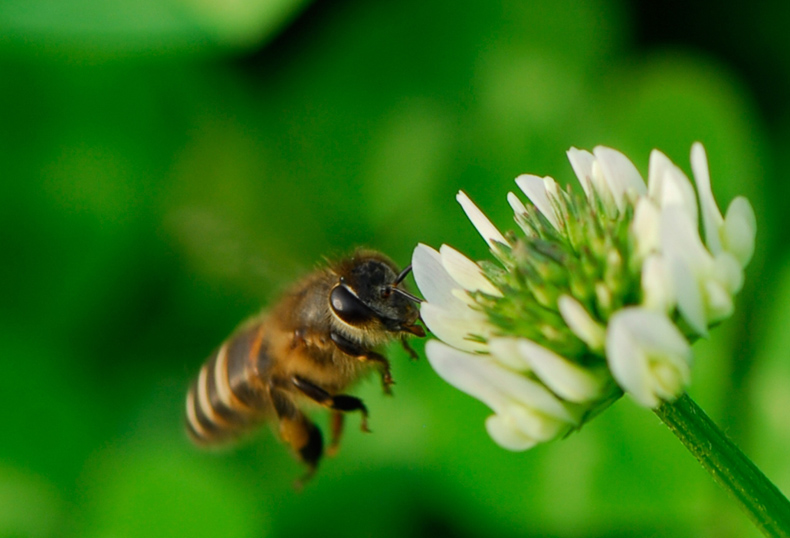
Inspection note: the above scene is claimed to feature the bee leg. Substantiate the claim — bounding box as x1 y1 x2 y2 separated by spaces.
327 411 345 457
330 331 394 394
270 385 323 487
401 337 420 361
363 351 394 395
291 375 370 433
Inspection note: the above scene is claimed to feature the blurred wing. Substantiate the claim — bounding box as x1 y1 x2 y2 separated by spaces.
165 206 307 301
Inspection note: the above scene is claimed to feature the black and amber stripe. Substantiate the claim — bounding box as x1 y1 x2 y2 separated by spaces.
185 323 273 444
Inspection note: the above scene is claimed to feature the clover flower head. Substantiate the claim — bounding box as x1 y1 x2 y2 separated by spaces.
413 143 756 451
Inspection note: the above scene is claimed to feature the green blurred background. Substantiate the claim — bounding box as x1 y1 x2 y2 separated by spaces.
2 0 789 536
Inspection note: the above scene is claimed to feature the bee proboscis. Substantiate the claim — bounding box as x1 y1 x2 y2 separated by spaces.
185 250 425 484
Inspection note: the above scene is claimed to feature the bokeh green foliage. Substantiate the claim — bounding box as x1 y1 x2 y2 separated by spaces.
1 0 788 537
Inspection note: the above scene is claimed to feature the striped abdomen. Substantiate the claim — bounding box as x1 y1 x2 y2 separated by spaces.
185 321 273 445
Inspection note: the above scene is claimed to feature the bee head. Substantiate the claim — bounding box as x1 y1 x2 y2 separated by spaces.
329 254 424 336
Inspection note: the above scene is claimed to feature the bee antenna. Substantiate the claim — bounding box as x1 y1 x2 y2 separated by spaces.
391 286 423 304
393 264 413 286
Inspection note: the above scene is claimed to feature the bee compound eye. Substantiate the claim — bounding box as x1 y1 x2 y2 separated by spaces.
330 285 376 325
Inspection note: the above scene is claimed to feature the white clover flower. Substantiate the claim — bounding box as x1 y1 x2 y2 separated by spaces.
413 143 755 451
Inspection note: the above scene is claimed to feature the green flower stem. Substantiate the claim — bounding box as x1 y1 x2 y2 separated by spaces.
654 393 790 538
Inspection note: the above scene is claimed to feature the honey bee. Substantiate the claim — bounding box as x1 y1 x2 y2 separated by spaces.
185 250 425 484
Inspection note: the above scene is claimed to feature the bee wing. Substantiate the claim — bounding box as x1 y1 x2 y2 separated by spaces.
165 206 307 299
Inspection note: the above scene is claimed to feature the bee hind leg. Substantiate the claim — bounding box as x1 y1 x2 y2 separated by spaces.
330 331 394 394
292 375 370 433
270 385 323 488
327 411 345 457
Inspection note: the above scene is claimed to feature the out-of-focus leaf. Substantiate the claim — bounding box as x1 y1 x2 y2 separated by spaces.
750 259 790 496
0 329 102 489
0 0 782 536
0 466 63 538
0 0 313 60
599 51 766 219
80 438 266 538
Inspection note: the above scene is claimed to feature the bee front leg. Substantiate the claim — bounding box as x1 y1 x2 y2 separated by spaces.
291 375 370 433
401 337 420 361
269 385 323 488
330 331 394 394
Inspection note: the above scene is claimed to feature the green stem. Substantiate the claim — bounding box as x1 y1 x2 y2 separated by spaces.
654 393 790 538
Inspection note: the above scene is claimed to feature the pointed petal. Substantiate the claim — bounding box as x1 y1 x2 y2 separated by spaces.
566 147 596 198
557 295 606 350
420 303 490 353
668 254 708 336
660 207 711 335
440 245 502 296
713 251 744 295
723 196 757 267
451 287 479 307
649 361 688 402
517 340 608 403
612 308 690 361
631 198 661 258
660 206 710 266
506 405 569 441
485 414 538 451
641 255 675 313
647 149 698 224
412 243 467 310
515 174 560 230
456 191 508 248
425 341 577 422
507 191 527 217
606 312 656 407
703 279 735 323
606 308 691 408
488 337 531 371
690 142 724 254
426 341 508 410
593 146 647 211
